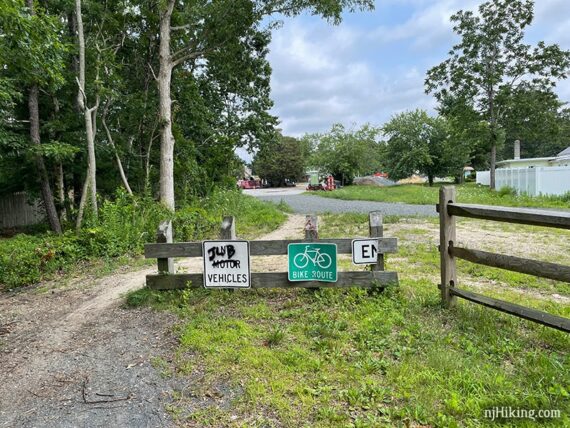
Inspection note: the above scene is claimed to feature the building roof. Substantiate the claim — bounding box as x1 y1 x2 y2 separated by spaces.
496 157 555 166
496 146 570 166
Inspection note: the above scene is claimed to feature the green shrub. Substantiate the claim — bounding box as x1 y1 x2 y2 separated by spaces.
497 186 517 197
173 207 218 241
0 188 287 289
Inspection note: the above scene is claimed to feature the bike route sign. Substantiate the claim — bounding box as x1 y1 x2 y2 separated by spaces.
287 243 337 283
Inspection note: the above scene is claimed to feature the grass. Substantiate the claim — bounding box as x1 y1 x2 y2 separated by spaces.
315 182 570 209
127 213 570 427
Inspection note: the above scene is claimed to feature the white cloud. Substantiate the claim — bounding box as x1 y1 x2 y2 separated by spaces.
371 0 480 49
267 0 570 138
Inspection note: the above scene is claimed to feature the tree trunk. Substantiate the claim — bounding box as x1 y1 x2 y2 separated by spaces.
428 174 434 187
157 0 176 210
490 142 496 190
28 85 63 234
76 176 90 231
102 110 133 195
55 162 67 222
25 0 62 235
85 107 98 212
488 85 497 191
75 0 98 229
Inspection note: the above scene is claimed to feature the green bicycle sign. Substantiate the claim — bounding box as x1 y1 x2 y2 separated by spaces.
287 243 337 283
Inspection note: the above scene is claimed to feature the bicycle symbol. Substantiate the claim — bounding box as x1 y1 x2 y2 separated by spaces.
293 246 332 269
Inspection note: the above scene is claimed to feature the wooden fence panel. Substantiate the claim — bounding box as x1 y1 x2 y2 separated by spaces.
438 185 570 332
0 192 45 228
145 212 399 291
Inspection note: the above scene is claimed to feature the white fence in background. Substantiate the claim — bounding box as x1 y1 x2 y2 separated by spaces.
476 170 490 186
477 166 570 196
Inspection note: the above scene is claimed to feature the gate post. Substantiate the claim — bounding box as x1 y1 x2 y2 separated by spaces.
369 211 384 271
220 216 236 239
221 216 236 292
157 220 174 274
439 186 457 308
305 215 318 241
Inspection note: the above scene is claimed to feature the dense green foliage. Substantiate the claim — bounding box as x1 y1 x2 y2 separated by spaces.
252 135 306 186
498 86 570 160
381 110 463 185
0 0 374 226
0 190 286 288
304 124 382 185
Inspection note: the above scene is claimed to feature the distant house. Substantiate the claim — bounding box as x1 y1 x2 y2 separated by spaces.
476 142 570 196
496 146 570 169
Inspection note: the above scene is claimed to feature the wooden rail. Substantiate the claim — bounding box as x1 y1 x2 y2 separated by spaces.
439 186 570 333
146 271 398 290
145 212 399 291
450 288 570 333
450 245 570 283
437 202 570 229
145 238 398 258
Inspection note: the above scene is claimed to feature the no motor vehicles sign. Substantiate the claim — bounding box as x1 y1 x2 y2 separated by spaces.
203 240 251 288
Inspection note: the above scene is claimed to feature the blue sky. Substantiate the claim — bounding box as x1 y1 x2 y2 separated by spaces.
266 0 570 137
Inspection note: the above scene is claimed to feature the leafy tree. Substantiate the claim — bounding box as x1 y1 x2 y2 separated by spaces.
152 0 374 210
306 124 382 184
381 110 461 186
497 85 569 159
0 0 67 233
253 135 305 186
0 0 377 232
437 95 494 172
425 0 570 189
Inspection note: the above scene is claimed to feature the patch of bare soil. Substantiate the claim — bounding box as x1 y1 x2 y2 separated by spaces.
0 215 304 428
386 219 570 304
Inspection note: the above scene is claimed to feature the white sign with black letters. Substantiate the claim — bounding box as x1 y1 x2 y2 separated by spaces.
351 239 379 265
203 240 251 288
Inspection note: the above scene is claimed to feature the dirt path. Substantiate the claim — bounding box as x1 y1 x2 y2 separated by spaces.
0 215 305 428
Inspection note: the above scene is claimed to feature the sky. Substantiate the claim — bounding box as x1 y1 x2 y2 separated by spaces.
266 0 570 137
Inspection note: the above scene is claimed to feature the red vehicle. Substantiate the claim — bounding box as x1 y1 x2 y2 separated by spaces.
237 179 261 189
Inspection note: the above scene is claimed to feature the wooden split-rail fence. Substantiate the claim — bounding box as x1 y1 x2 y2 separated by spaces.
145 212 399 290
438 186 570 333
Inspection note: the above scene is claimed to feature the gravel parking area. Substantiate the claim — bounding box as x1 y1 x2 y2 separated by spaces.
255 193 437 216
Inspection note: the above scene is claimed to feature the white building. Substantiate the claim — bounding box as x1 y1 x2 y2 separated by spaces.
476 142 570 196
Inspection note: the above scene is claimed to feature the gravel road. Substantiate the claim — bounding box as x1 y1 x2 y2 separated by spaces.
255 194 437 217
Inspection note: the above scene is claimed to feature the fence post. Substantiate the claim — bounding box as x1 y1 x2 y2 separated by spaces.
156 220 174 275
305 215 318 241
220 216 236 292
439 186 457 308
304 215 319 291
369 211 384 271
220 216 236 239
